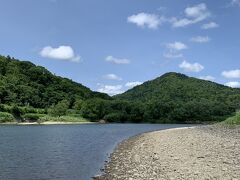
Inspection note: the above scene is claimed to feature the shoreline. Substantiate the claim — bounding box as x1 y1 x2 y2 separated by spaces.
95 125 240 179
93 126 195 179
0 121 96 125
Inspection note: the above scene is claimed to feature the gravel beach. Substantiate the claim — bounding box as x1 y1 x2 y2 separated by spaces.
95 126 240 180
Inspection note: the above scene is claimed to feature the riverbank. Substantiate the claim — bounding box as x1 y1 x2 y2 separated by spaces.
96 125 240 179
0 121 95 125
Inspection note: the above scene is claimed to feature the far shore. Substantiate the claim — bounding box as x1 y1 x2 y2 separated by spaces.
96 125 240 179
0 121 96 125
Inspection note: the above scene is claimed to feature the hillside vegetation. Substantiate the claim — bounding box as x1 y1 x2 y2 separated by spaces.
221 111 240 125
0 55 240 124
115 72 240 123
0 55 109 123
0 55 110 108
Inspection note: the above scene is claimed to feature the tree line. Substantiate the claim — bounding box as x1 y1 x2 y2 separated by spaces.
0 55 240 123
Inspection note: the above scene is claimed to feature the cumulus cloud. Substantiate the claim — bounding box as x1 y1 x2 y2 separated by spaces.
190 36 210 43
125 81 143 88
97 85 123 95
163 53 183 59
199 75 215 81
231 0 240 7
163 42 187 59
127 13 165 29
166 42 188 51
127 4 211 29
225 81 240 88
222 69 240 78
179 60 204 72
201 22 219 29
40 45 80 62
103 74 122 81
172 3 210 27
105 56 130 64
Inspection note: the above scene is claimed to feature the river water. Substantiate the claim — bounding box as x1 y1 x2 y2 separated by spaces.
0 124 191 180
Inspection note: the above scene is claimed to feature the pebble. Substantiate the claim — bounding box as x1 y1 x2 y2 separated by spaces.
96 126 240 180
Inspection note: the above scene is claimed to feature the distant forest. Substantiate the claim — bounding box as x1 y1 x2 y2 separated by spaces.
0 55 240 123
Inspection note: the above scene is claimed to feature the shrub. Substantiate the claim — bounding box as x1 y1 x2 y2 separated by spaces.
11 105 22 117
48 100 69 117
103 112 127 123
19 106 46 114
222 112 240 125
0 104 12 113
39 115 89 122
0 112 15 123
22 113 45 122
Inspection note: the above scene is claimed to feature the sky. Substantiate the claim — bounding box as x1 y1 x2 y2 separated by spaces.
0 0 240 95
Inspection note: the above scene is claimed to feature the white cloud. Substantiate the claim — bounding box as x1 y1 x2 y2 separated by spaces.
185 3 210 19
166 42 188 51
164 42 186 59
179 60 204 72
201 22 219 29
97 85 123 95
103 74 122 81
199 75 215 81
125 81 143 88
105 56 130 64
172 18 195 27
163 53 183 59
225 81 240 88
172 3 210 27
127 13 165 29
222 69 240 78
40 45 80 62
190 36 210 43
231 0 240 7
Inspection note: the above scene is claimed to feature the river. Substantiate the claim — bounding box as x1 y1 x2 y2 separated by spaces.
0 124 191 180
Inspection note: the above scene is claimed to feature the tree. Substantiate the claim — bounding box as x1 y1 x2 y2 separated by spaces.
80 98 106 121
73 99 84 110
48 100 69 117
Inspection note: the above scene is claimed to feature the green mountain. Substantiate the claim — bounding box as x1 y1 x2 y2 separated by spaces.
0 55 239 124
115 72 240 123
116 72 240 103
0 55 110 108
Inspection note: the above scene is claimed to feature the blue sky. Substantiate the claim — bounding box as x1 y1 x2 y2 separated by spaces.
0 0 240 95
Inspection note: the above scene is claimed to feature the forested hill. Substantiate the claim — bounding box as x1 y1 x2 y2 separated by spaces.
0 55 240 124
0 55 110 108
113 72 240 123
116 72 240 104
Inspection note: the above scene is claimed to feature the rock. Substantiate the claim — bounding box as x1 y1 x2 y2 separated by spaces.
99 119 107 124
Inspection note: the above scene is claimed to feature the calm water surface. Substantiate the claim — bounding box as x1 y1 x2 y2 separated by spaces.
0 124 191 180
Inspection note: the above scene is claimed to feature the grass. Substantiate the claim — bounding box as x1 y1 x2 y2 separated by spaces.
39 115 90 123
221 111 240 126
0 112 16 123
0 110 91 124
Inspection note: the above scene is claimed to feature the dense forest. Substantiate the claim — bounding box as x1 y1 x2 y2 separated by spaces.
0 55 240 124
0 55 110 107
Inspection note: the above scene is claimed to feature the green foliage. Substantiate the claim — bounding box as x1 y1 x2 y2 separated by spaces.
80 98 106 121
0 112 15 123
48 100 69 117
22 113 45 122
0 55 110 108
222 112 240 125
39 115 89 122
73 99 84 110
0 104 12 113
11 105 21 118
116 72 240 123
0 55 240 124
103 112 127 123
